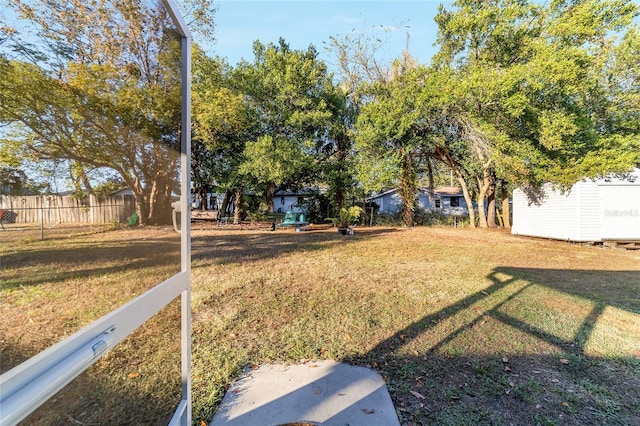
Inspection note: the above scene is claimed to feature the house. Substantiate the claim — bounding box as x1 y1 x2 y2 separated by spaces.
511 169 640 242
272 188 316 213
366 187 471 217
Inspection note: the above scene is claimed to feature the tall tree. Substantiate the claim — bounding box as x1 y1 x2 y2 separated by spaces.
356 65 434 227
231 39 341 212
191 48 251 222
433 0 640 227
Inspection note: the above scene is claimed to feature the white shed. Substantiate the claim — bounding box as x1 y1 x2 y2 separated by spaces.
512 169 640 242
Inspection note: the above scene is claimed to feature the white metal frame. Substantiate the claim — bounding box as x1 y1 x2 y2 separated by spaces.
0 1 192 424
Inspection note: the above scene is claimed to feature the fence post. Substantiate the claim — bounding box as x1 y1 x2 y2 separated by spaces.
40 201 44 240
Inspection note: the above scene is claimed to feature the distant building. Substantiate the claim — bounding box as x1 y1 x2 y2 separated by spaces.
367 187 471 217
272 188 317 213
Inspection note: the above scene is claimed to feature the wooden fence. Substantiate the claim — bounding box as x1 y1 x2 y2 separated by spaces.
0 194 136 225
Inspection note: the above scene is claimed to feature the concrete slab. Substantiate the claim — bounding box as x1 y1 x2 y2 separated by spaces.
209 360 400 426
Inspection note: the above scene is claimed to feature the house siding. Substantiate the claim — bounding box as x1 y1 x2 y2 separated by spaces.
370 189 469 216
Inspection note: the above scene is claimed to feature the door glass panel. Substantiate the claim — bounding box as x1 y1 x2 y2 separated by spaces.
1 0 184 421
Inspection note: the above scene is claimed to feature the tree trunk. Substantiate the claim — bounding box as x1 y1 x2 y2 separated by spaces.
332 131 350 211
264 182 276 212
476 171 492 228
501 181 511 229
399 153 416 227
487 180 497 228
233 187 243 224
221 189 232 219
456 174 476 228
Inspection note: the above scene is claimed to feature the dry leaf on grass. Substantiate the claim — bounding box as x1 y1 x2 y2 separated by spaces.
127 372 139 379
410 390 425 399
560 358 569 364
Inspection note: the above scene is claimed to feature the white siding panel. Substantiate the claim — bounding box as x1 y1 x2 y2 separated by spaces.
575 181 601 241
600 185 640 240
512 185 582 241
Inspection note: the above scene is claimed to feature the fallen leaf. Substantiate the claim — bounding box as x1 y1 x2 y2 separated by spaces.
560 358 569 364
314 390 322 395
509 382 515 388
536 404 542 409
504 366 512 372
127 372 139 379
551 378 559 383
410 390 426 399
502 357 509 363
504 389 511 395
199 421 207 426
362 408 375 414
562 401 569 407
309 364 319 368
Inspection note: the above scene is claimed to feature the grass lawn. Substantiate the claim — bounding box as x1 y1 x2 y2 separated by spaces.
2 224 640 425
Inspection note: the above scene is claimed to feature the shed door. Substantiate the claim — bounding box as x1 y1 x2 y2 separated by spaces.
600 185 640 240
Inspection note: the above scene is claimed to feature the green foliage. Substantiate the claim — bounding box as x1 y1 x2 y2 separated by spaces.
432 0 640 203
326 205 363 228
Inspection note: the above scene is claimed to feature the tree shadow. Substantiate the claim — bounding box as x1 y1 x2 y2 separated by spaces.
1 237 180 290
191 227 400 266
343 267 640 425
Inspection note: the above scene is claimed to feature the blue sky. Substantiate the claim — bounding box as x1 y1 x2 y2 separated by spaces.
206 1 454 68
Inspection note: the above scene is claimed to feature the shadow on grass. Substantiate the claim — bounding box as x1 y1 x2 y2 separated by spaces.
191 226 400 266
3 305 183 425
345 267 640 425
0 237 180 290
201 264 640 425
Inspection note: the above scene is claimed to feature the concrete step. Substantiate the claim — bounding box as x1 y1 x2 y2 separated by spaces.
209 360 400 426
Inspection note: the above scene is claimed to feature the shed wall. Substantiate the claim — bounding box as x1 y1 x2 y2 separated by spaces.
512 185 584 241
575 182 601 241
600 185 640 240
512 169 640 242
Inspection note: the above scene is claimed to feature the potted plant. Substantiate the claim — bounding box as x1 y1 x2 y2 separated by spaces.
326 206 362 235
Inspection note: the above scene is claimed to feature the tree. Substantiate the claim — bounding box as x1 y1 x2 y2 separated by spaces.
356 65 435 227
326 27 408 215
191 47 251 222
433 0 640 227
0 0 185 224
230 39 342 213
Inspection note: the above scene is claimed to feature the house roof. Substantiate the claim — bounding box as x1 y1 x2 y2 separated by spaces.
433 186 463 196
274 188 319 196
366 186 463 201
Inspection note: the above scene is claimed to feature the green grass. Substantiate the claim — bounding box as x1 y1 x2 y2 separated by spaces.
2 224 640 425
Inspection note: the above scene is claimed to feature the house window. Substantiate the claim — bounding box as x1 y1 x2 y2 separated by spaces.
450 196 460 207
435 198 441 209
